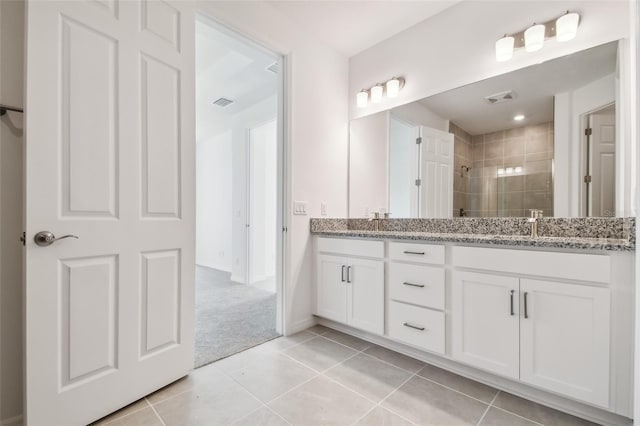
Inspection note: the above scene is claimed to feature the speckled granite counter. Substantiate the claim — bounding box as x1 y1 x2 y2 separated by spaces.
310 218 635 251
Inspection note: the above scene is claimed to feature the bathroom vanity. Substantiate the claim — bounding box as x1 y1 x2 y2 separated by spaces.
310 218 635 425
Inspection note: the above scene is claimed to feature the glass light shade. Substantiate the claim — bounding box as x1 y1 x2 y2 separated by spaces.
356 90 368 108
371 84 383 103
556 12 579 42
495 36 514 62
386 78 401 98
524 24 545 52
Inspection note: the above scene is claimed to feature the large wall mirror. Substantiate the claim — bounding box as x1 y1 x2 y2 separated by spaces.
349 41 622 218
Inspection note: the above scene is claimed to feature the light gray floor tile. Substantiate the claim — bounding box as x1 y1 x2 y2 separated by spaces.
322 329 372 351
493 392 599 426
213 342 280 372
305 324 331 335
283 336 357 371
417 363 498 403
98 407 163 426
355 406 415 426
479 407 539 426
258 331 316 352
382 376 488 425
325 353 412 402
146 364 221 405
232 407 291 426
91 399 150 425
153 370 261 426
268 376 374 426
363 345 425 373
228 352 317 402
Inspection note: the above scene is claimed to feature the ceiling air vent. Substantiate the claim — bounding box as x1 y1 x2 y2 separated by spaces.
212 97 234 108
265 61 280 74
484 90 517 105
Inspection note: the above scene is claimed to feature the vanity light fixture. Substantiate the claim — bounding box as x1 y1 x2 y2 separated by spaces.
556 11 580 42
495 35 515 62
356 77 405 108
514 114 525 121
524 23 545 52
357 90 369 108
386 78 401 98
495 11 580 61
371 84 384 103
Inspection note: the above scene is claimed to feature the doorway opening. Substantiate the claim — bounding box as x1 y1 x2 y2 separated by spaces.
194 16 284 368
582 103 616 217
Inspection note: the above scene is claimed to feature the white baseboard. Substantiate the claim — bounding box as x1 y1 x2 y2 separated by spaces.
316 318 633 426
1 415 23 426
195 262 231 273
286 316 317 336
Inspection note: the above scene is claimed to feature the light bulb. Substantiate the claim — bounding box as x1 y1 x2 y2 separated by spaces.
556 12 579 42
524 23 545 52
371 84 383 103
386 78 401 98
495 35 514 62
514 114 525 121
356 90 368 108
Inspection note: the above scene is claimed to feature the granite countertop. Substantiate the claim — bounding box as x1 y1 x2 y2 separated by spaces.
310 218 635 252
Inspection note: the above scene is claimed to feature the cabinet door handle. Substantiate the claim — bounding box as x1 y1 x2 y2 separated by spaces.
341 265 346 282
403 250 425 255
403 281 425 288
524 292 529 319
347 266 352 283
510 289 515 316
403 322 425 331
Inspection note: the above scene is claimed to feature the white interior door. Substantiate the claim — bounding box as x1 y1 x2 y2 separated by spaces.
419 126 454 218
589 108 616 217
24 1 195 425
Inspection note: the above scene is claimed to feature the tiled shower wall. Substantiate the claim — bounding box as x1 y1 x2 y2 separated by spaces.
450 123 472 217
451 121 554 217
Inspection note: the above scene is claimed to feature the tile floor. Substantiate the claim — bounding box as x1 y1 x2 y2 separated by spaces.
94 325 600 426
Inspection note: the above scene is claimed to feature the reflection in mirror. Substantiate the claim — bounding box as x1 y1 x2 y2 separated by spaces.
349 41 620 218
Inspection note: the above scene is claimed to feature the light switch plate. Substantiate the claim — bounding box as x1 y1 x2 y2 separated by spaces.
294 201 308 215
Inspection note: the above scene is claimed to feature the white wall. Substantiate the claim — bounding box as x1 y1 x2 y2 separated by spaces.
250 119 277 284
554 73 616 217
389 117 415 217
196 130 233 271
349 1 629 120
0 0 24 424
391 101 448 132
196 1 349 334
349 111 389 217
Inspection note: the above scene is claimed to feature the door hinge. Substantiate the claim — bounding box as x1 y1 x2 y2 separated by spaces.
20 231 26 246
282 226 288 232
585 128 593 136
415 179 422 186
584 175 592 183
416 137 422 145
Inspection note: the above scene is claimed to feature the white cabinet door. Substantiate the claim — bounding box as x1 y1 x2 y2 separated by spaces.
347 258 384 335
316 255 348 323
25 1 195 424
520 279 610 407
452 271 519 379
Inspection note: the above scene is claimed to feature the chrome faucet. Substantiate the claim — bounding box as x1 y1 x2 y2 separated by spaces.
528 209 544 238
369 212 381 231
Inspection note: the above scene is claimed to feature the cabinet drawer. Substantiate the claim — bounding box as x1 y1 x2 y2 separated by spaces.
388 263 445 310
317 237 384 258
389 242 445 265
388 301 445 354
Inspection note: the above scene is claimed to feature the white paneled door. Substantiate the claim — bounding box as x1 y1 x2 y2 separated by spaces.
419 126 453 218
24 1 195 425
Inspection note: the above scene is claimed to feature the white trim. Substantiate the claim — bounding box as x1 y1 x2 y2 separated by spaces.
1 415 23 426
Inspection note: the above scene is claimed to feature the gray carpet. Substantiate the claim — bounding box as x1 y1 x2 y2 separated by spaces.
195 266 279 368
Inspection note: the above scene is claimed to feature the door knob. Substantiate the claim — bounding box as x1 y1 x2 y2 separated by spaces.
33 231 79 247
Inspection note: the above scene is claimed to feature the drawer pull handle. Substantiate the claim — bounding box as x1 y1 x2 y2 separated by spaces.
402 281 425 288
403 250 426 255
341 265 346 282
347 266 352 283
403 322 425 331
510 289 515 316
524 292 529 319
